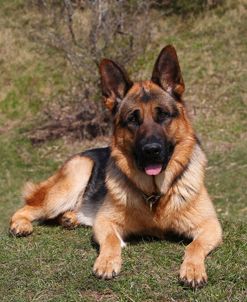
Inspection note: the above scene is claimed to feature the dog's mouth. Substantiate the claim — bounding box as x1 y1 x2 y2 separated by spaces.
144 164 163 176
134 140 174 176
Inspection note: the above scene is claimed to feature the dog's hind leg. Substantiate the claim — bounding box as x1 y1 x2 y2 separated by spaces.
58 210 81 229
9 155 94 236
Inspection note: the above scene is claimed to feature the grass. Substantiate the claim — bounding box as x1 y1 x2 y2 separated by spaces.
0 0 246 301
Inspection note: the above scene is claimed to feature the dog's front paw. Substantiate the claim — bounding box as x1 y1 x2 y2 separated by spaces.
9 219 33 237
179 260 207 289
93 255 122 280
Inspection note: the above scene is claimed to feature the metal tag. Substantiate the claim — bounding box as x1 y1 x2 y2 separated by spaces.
143 193 162 211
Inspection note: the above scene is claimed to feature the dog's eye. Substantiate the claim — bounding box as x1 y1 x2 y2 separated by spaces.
127 110 140 126
155 107 171 123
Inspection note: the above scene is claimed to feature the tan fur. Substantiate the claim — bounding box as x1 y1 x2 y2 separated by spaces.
10 155 93 236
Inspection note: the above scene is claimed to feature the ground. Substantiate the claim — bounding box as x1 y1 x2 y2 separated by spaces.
0 0 246 301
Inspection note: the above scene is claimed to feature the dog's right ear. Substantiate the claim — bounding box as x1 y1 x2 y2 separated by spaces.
99 59 133 113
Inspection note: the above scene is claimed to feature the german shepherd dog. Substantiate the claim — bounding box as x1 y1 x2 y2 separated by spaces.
10 45 222 289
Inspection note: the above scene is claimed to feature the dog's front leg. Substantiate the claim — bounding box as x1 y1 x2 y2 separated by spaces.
93 214 123 280
179 217 222 288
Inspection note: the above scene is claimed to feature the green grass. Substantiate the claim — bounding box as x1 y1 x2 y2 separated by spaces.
0 0 246 301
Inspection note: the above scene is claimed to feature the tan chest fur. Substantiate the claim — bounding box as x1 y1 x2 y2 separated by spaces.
115 184 215 239
104 145 217 239
102 144 217 240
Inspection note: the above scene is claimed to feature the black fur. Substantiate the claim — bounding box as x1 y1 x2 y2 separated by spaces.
80 147 110 207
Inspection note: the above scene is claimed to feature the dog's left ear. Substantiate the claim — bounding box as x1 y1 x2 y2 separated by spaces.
151 45 185 97
99 59 133 113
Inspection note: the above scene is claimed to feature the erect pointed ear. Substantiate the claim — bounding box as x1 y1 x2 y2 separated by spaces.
151 45 185 98
99 59 133 113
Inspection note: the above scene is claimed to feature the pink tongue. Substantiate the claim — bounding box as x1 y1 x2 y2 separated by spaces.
145 164 162 176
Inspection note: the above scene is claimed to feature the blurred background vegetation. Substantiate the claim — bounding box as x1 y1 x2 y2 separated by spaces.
0 0 225 143
0 0 246 301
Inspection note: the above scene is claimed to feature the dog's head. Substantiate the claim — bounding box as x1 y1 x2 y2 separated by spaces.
99 45 194 176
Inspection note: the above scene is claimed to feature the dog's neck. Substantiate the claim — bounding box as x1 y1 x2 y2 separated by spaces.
106 156 162 210
108 142 206 210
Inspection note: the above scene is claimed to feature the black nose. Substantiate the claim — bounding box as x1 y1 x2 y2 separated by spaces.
142 143 162 156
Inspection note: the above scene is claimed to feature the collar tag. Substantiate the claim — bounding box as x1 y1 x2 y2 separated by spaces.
142 193 162 211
